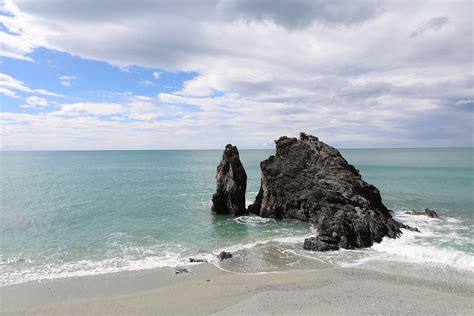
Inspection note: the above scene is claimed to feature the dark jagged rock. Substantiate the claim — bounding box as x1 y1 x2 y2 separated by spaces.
218 251 233 261
211 144 248 216
189 258 208 263
425 209 439 218
250 132 410 250
247 188 263 216
303 235 340 251
406 208 439 218
401 223 420 232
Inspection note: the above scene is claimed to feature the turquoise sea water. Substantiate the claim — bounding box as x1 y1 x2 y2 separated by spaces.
1 148 473 285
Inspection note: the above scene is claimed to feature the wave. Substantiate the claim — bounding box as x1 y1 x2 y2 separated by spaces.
217 235 313 254
0 230 315 286
0 250 188 287
234 216 277 226
226 210 474 273
1 209 472 286
366 210 474 271
371 232 474 271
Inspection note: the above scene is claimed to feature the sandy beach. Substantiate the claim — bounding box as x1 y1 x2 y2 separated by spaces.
1 263 472 315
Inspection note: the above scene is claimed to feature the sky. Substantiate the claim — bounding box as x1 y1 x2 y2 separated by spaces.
0 0 472 150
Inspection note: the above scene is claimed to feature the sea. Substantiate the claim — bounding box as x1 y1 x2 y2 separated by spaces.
1 148 473 286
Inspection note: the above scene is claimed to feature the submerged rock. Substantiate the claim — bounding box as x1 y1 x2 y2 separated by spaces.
303 235 340 252
250 132 408 250
218 251 233 261
211 144 248 216
406 208 439 218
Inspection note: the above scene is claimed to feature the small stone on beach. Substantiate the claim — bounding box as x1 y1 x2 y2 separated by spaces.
218 251 233 261
174 268 189 274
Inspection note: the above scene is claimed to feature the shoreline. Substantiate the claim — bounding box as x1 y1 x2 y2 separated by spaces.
3 210 472 288
1 263 472 315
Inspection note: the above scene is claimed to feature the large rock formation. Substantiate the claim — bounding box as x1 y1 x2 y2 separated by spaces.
211 144 248 216
248 132 407 251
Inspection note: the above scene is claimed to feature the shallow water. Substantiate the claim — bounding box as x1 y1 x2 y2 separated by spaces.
0 148 472 285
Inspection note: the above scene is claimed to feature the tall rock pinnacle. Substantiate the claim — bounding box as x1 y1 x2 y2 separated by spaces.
211 144 248 216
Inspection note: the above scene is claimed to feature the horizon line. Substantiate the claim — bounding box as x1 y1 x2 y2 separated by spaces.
1 146 473 153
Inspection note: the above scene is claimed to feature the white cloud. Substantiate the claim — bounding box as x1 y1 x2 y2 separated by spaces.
48 96 169 121
128 113 159 120
0 87 19 98
178 76 216 97
53 102 128 116
20 96 49 108
0 0 472 149
59 75 77 80
0 73 61 96
0 31 35 61
0 1 44 61
133 95 152 102
139 80 154 87
59 75 77 86
110 116 126 121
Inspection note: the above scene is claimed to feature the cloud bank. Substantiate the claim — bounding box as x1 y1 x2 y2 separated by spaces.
0 0 472 149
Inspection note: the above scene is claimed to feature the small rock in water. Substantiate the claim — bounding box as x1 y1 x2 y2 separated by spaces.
303 235 340 252
406 208 439 218
174 267 189 274
424 209 439 218
189 258 208 263
399 223 421 232
218 251 233 261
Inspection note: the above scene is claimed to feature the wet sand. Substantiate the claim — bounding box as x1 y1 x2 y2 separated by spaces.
1 264 472 315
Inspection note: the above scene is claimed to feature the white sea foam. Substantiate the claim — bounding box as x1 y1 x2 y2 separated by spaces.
0 250 190 286
446 217 461 223
2 210 471 286
348 210 474 272
371 233 474 271
0 231 313 286
0 255 33 265
234 216 277 226
214 234 313 255
367 210 474 271
225 210 474 274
